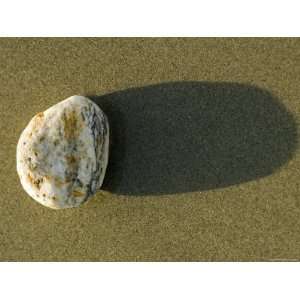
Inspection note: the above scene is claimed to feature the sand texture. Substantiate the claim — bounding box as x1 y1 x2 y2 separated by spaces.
0 38 299 261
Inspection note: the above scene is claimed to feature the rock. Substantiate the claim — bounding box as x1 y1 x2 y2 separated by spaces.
16 95 109 209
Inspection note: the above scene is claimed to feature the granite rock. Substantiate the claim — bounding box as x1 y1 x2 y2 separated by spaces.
16 95 109 209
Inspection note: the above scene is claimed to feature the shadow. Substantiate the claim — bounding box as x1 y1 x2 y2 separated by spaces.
89 82 298 196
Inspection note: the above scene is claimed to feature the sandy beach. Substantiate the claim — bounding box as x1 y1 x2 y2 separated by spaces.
0 38 299 261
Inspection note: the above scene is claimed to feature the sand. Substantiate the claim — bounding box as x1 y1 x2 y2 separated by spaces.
0 38 299 261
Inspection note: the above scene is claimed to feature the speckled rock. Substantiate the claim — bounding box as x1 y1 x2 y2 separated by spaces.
16 95 109 209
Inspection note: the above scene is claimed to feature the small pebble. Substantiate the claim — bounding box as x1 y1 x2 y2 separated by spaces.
16 95 109 209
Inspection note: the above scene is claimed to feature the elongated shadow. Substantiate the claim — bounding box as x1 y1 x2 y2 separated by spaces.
89 82 298 195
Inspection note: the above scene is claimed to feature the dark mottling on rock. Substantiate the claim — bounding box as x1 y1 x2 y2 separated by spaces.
75 178 83 188
66 155 77 165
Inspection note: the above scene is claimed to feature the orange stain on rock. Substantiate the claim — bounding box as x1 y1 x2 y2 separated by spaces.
36 112 44 118
27 173 41 190
63 110 79 140
72 190 84 197
54 177 65 188
27 172 34 184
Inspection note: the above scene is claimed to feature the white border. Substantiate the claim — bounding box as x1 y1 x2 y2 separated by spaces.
0 0 299 36
1 263 300 300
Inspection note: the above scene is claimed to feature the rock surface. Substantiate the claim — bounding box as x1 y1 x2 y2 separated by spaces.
16 95 109 209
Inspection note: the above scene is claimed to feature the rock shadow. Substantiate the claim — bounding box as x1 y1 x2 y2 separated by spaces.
89 81 298 195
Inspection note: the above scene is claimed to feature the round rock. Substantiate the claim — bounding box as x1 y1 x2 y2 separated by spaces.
16 95 109 209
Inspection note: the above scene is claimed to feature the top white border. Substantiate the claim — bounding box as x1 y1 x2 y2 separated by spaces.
0 0 299 36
